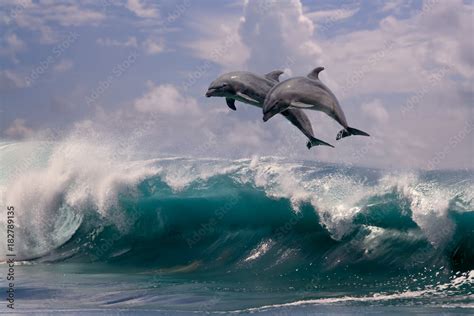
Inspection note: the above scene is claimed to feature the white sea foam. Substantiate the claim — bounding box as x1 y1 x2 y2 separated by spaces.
235 269 474 313
0 138 159 259
243 239 274 262
381 173 456 247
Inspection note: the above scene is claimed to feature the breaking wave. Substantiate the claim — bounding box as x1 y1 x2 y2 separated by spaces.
0 139 473 304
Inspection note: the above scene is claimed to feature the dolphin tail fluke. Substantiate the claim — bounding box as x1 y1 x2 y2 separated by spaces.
307 137 334 149
336 127 370 140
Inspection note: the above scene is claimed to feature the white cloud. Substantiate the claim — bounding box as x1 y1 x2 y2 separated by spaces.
184 13 249 70
133 82 199 115
0 33 26 62
5 33 26 51
3 119 33 139
126 0 158 18
143 38 164 55
238 0 322 74
320 0 473 97
306 7 359 23
15 3 104 27
358 102 473 169
45 4 104 26
185 0 323 74
361 99 389 123
96 36 163 55
0 69 27 90
96 37 138 48
227 120 267 147
380 0 411 13
53 59 74 73
2 2 105 44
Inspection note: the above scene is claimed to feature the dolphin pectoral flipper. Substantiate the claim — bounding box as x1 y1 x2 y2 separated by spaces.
336 127 370 140
264 70 284 82
226 98 236 111
280 109 334 149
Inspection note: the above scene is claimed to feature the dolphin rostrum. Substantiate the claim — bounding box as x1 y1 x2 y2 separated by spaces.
262 67 369 140
206 70 333 148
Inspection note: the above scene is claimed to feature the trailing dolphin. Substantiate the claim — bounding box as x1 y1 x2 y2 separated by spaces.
206 70 333 148
262 67 369 140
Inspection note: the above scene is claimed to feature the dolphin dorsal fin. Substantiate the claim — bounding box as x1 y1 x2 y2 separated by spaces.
264 70 284 82
307 67 325 80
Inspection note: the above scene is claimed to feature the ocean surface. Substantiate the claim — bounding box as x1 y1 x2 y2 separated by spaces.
0 140 473 315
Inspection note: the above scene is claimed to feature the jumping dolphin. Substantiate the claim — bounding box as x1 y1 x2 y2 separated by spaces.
206 70 334 148
262 67 370 140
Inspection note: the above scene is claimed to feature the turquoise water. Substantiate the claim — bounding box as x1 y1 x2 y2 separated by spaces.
0 141 473 314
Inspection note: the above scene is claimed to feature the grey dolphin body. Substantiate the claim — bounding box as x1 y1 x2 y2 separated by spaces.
206 70 333 148
263 67 369 140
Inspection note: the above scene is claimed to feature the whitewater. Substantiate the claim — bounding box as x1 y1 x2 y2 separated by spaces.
0 139 472 314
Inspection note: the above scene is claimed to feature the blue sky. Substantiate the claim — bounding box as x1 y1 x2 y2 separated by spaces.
0 0 473 169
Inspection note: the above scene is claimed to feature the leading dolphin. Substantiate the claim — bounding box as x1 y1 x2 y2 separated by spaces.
206 70 333 148
262 67 369 140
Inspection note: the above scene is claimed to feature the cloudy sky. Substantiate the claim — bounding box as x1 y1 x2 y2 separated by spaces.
0 0 473 169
